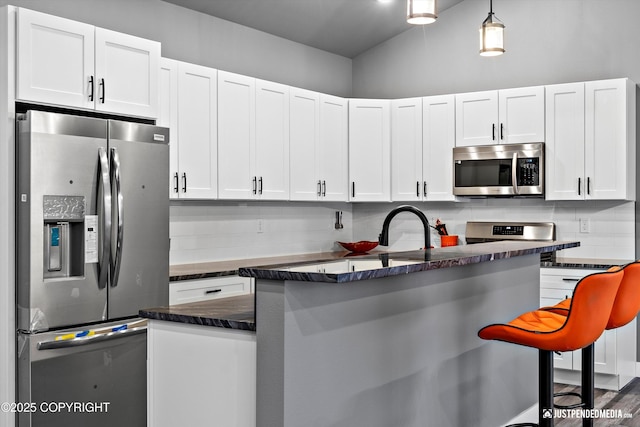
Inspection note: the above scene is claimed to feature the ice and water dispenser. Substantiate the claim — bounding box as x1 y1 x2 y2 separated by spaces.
42 195 86 279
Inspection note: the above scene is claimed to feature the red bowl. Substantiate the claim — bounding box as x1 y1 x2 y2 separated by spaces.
338 241 379 253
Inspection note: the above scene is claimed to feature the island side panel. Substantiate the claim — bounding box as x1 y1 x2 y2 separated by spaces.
256 254 541 427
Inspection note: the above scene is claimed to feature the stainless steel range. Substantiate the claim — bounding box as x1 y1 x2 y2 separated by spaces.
465 221 557 262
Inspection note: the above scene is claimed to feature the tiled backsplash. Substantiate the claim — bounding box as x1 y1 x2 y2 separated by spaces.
169 201 353 265
352 200 636 260
170 199 635 265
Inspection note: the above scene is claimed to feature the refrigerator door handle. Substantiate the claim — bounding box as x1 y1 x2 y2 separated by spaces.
37 325 147 351
110 148 124 288
97 147 111 290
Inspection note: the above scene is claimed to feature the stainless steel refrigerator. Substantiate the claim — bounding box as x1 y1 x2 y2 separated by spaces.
16 110 169 427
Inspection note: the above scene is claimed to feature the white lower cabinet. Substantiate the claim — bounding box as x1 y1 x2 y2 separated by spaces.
148 320 256 427
540 268 636 390
169 275 253 305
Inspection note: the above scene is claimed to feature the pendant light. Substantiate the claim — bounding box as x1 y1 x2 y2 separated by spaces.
479 0 505 56
407 0 437 25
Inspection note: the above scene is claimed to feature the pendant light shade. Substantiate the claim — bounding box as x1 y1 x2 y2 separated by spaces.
407 0 437 25
479 0 505 56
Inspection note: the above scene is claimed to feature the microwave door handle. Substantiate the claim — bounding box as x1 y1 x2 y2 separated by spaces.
97 147 111 290
511 152 519 195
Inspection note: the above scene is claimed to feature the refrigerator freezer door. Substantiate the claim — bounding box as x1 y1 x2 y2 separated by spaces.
17 111 109 331
107 120 169 319
17 322 146 427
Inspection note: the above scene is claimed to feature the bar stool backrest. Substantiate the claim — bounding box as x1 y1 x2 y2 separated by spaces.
607 261 640 330
556 267 623 352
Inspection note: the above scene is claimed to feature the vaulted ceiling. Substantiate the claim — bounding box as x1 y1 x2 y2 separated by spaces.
162 0 465 58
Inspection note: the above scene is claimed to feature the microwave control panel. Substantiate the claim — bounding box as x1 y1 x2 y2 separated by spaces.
518 158 539 186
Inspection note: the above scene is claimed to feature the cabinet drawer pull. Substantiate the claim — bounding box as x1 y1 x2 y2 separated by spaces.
561 278 580 282
416 181 420 197
317 180 322 196
173 173 179 193
205 289 222 295
587 177 591 195
352 182 355 198
258 177 263 194
423 181 427 196
322 180 326 196
182 173 187 192
492 123 496 141
252 176 257 194
500 123 504 140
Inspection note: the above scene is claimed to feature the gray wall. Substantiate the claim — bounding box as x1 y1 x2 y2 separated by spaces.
2 0 352 97
352 0 640 98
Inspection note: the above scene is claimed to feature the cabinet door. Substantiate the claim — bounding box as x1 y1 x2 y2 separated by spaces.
391 98 423 202
544 83 585 201
455 91 498 146
318 94 348 201
16 8 94 109
585 79 634 200
498 86 545 144
176 62 218 199
255 80 290 200
158 58 179 199
290 88 320 201
423 95 456 201
94 28 159 118
348 99 391 202
218 71 256 199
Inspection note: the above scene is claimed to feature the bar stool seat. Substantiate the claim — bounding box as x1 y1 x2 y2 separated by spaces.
478 267 624 427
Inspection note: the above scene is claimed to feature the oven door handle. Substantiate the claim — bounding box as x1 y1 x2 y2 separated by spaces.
511 152 519 195
37 324 146 351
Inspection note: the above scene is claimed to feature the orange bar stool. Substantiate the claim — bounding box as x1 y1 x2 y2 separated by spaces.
478 267 624 427
541 261 640 425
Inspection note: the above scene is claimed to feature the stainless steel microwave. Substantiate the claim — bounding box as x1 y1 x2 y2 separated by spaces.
453 142 544 197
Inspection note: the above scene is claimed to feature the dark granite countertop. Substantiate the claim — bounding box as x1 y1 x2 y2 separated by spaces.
239 241 580 283
541 257 634 270
140 294 255 331
169 251 364 281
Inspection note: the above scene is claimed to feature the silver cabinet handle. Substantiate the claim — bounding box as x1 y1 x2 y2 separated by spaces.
322 180 326 197
99 78 105 103
110 148 123 288
173 173 179 193
252 176 257 194
97 147 111 290
258 176 263 194
317 180 322 196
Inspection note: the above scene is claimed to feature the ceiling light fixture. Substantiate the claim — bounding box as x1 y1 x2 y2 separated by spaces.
407 0 437 25
479 0 505 56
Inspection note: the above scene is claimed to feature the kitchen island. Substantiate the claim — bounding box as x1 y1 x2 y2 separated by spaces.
142 240 579 427
240 240 579 427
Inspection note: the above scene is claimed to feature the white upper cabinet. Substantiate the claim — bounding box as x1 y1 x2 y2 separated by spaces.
17 7 159 118
349 99 391 202
290 88 320 201
217 71 256 200
546 78 635 201
545 82 585 201
391 98 423 201
218 72 290 200
290 90 348 202
391 96 456 202
455 86 544 146
585 79 635 201
158 59 218 199
318 94 348 201
423 95 456 201
255 79 290 200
